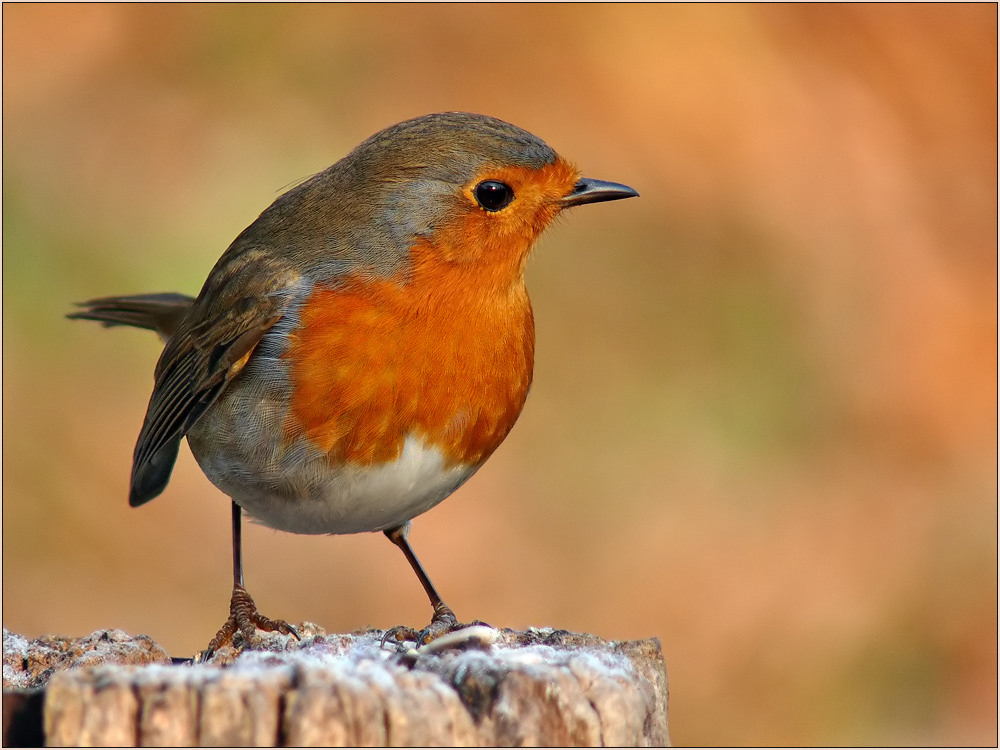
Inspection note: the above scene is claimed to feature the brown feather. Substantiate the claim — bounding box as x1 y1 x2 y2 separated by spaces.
128 251 301 506
67 293 195 341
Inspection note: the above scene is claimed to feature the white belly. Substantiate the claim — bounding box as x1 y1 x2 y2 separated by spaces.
185 313 481 535
191 432 478 535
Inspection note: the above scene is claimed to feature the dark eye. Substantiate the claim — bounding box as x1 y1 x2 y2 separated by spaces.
474 180 514 212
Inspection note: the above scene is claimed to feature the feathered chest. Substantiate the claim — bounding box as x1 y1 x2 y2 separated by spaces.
282 268 535 469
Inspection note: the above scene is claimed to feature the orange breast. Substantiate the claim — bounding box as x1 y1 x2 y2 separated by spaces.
283 243 535 468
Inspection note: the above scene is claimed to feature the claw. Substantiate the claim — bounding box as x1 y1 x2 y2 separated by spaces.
380 603 493 651
202 584 298 659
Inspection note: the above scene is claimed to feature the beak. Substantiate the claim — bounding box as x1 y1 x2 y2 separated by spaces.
561 178 639 208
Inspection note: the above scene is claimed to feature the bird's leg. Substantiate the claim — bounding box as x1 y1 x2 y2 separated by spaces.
202 502 299 658
381 523 485 648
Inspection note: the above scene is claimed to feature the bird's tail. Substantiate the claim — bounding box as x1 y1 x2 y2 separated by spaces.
67 293 195 342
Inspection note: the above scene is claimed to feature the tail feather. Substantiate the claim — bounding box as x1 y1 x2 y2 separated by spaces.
67 293 195 341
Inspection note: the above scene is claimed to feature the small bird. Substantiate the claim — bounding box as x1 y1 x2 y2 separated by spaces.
69 112 637 655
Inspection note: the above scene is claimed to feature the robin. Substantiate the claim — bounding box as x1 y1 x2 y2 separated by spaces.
69 112 638 656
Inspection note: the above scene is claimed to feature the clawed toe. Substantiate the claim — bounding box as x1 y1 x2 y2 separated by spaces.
202 584 299 659
381 603 490 650
380 624 423 649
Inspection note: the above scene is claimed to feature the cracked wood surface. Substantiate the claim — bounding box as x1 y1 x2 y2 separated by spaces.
3 626 669 747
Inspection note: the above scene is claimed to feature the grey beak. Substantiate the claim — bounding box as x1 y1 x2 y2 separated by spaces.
562 178 639 207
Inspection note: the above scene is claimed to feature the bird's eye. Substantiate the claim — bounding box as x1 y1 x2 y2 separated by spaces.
474 180 514 212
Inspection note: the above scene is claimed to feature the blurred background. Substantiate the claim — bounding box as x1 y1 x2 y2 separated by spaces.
3 4 995 745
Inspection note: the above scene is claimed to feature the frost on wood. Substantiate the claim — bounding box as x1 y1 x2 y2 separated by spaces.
3 628 170 690
2 626 669 747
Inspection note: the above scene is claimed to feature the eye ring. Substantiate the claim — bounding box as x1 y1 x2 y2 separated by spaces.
473 180 514 212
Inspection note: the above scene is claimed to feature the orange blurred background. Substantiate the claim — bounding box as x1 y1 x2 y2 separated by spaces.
3 5 995 745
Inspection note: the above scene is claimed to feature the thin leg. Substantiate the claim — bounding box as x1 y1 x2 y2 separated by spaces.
203 501 299 658
232 500 244 587
384 525 452 616
381 524 462 646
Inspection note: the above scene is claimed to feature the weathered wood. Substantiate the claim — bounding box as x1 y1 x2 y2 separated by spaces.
2 626 670 746
3 628 171 690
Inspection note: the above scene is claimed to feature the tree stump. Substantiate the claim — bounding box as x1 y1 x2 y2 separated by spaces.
2 625 670 746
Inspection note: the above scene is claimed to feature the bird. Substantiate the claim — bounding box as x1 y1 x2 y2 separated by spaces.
68 112 638 656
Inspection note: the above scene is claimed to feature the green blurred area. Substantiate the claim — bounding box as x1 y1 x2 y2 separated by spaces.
3 5 995 745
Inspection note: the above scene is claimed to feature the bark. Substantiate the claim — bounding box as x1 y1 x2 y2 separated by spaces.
2 626 669 746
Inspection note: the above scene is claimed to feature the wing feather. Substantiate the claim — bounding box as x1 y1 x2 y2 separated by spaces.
128 251 301 507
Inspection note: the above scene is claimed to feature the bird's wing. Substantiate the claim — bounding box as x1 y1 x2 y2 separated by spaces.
129 249 302 507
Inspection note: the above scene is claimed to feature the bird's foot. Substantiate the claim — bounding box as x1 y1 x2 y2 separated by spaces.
380 602 490 650
200 584 299 660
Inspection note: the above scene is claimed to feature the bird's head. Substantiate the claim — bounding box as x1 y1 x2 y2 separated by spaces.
245 112 637 289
